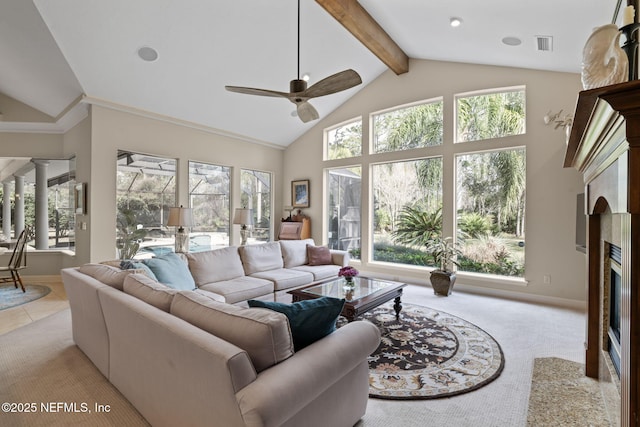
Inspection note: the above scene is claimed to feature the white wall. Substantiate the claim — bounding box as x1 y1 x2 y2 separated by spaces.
283 58 587 303
88 105 285 262
62 115 92 267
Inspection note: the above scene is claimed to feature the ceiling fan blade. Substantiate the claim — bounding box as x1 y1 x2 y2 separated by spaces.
225 86 290 98
304 69 362 98
297 101 319 123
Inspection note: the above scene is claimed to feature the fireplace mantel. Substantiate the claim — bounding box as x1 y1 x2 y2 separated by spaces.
565 80 640 426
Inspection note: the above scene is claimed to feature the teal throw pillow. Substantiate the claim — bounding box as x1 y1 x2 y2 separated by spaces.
248 297 345 351
141 253 196 290
120 260 158 281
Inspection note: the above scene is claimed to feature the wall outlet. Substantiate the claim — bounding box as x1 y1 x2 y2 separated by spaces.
543 275 551 284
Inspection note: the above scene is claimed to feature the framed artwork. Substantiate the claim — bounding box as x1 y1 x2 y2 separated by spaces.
291 179 310 208
74 183 87 214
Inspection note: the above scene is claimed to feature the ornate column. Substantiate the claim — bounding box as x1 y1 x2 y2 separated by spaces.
33 160 50 250
2 181 11 239
13 174 24 239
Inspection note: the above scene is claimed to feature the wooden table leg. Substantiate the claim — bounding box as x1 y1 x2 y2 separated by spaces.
393 296 402 319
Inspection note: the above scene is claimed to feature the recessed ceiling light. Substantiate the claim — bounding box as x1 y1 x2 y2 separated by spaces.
502 36 522 46
302 73 310 82
450 17 463 27
137 46 158 62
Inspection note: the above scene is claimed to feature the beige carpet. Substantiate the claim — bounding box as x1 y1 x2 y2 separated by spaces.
0 309 148 426
527 357 611 427
0 286 603 426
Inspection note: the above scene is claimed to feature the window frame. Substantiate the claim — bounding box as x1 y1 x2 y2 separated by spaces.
454 85 526 144
324 116 363 161
370 96 444 154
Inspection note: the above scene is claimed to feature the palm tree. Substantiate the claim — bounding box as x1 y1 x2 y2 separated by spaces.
493 150 526 236
391 206 442 249
374 102 443 152
457 90 525 142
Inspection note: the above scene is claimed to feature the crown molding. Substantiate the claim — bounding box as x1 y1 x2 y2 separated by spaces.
82 96 286 151
0 96 88 134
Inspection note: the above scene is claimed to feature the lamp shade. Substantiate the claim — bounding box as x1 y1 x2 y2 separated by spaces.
167 205 194 227
233 208 253 225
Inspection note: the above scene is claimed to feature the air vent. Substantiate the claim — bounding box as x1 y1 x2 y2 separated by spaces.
535 35 553 52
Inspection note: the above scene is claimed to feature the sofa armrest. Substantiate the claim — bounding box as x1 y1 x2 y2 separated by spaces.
236 320 380 427
61 268 111 377
330 249 350 267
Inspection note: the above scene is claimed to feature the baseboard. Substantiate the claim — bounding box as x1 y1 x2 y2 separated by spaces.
452 283 586 311
22 275 62 283
361 270 585 311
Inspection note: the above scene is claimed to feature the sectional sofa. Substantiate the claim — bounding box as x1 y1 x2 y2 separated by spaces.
60 240 379 427
184 239 350 303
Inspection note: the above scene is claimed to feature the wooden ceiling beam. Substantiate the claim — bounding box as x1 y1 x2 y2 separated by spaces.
316 0 409 75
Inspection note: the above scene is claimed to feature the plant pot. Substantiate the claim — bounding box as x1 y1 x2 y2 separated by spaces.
430 270 456 296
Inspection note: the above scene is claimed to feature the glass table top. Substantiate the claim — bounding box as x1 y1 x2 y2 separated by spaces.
298 276 401 301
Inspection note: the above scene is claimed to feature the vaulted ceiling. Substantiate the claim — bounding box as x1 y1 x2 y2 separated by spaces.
0 0 615 147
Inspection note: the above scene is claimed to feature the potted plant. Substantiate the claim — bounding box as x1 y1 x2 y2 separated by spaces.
425 237 462 296
116 208 148 260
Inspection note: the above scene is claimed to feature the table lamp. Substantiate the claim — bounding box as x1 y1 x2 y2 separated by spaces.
167 205 194 253
233 208 253 245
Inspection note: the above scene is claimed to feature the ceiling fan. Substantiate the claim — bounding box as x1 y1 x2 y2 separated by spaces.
225 0 362 123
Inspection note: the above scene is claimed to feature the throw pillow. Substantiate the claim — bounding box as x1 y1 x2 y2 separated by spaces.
120 259 158 281
248 297 345 351
141 252 196 290
307 244 332 266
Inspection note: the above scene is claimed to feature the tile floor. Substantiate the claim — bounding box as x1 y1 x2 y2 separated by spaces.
0 279 69 335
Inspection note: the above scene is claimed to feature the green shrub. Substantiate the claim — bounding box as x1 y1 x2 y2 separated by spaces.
372 243 436 266
458 212 493 238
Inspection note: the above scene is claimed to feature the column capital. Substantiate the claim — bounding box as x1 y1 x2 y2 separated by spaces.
31 159 50 167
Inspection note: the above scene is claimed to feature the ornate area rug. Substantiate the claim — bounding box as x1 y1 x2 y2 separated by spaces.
0 284 51 310
341 303 504 400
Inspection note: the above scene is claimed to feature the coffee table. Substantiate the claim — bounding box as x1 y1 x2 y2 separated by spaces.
288 276 406 322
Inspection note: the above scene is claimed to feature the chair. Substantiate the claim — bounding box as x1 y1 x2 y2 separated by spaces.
0 227 29 292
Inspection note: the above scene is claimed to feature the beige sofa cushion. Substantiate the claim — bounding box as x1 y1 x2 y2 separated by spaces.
198 276 274 304
186 246 245 285
280 239 315 268
123 273 178 312
239 242 284 275
79 263 144 291
250 269 313 291
170 291 294 372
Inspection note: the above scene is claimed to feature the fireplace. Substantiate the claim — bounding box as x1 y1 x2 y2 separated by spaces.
564 80 640 426
608 244 622 377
